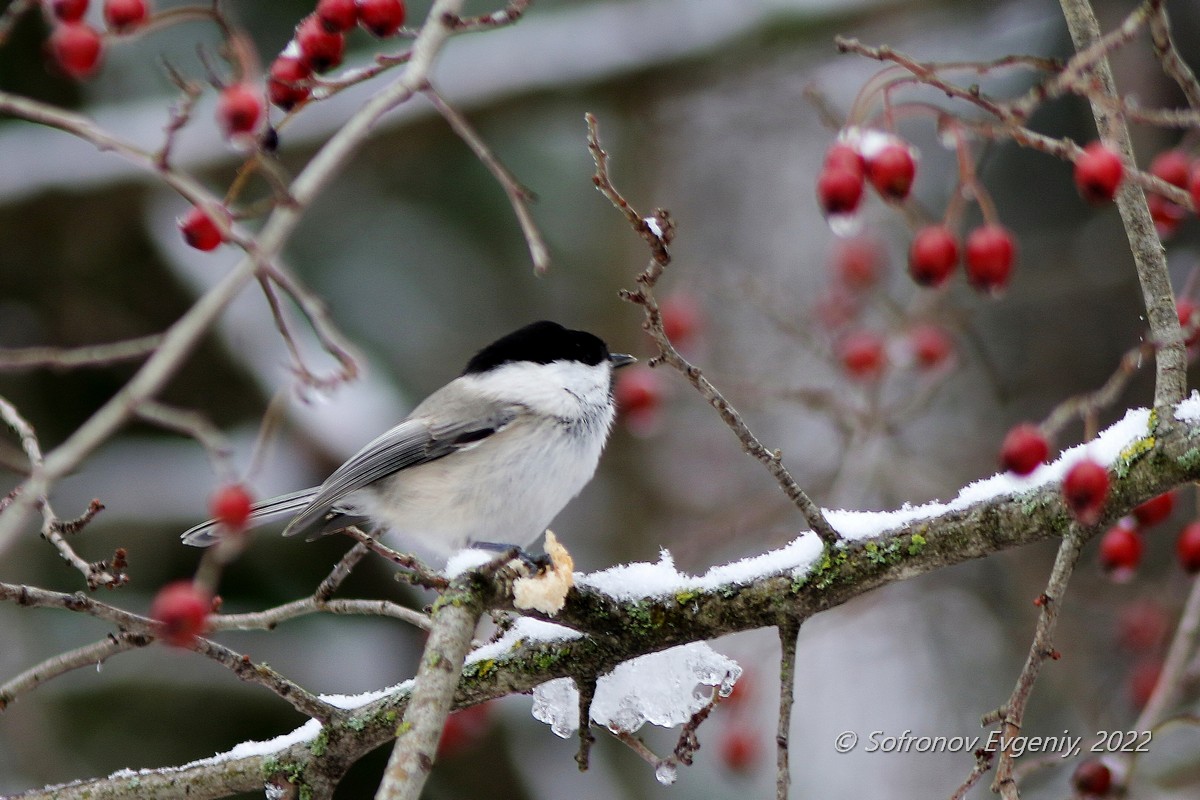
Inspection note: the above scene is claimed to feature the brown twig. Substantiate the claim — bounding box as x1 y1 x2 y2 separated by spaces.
0 334 163 372
425 87 550 273
949 748 995 800
586 113 842 546
441 0 531 31
776 621 799 800
0 631 152 712
134 400 235 479
342 527 449 590
1147 0 1200 111
981 529 1086 797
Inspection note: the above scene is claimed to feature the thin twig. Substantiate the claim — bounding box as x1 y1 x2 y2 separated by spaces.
193 637 338 723
0 334 164 371
1147 0 1200 111
982 529 1086 797
426 87 550 273
776 621 799 800
343 527 449 590
0 631 152 711
585 113 842 546
135 400 235 479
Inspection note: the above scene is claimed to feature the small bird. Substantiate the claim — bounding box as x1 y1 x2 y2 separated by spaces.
181 321 635 556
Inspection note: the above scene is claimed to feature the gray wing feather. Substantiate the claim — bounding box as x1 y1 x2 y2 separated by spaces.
281 406 520 539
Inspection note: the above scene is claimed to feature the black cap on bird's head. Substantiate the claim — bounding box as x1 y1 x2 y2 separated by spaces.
463 321 635 375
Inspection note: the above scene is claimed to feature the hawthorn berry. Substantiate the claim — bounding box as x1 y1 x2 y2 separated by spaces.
295 14 345 72
833 237 883 290
909 323 953 370
50 0 88 22
1063 458 1109 526
1132 490 1174 527
1129 659 1161 709
1071 759 1112 796
1177 298 1200 346
178 205 227 251
49 22 103 79
907 225 958 287
1116 599 1169 652
614 365 662 435
1148 192 1186 239
210 483 254 532
659 292 702 348
103 0 148 32
217 83 263 138
315 0 358 32
268 55 312 110
964 224 1015 294
437 703 491 758
838 330 886 381
1098 522 1142 575
1177 521 1200 573
1190 162 1200 218
865 142 916 201
999 423 1048 476
824 143 864 175
358 0 406 38
1075 141 1124 203
718 727 761 773
1149 149 1190 190
816 166 863 217
150 581 212 647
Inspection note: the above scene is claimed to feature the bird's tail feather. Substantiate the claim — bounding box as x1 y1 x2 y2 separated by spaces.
180 488 320 547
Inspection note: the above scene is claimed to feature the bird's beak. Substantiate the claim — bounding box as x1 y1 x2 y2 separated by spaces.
609 353 637 369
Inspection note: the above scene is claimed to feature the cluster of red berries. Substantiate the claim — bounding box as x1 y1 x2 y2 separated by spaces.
998 426 1111 526
715 672 763 775
816 134 917 218
45 0 149 79
268 0 408 111
1097 490 1200 577
1074 142 1200 238
815 237 956 382
907 222 1016 295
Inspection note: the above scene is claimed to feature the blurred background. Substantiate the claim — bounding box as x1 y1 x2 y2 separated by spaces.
3 0 1200 797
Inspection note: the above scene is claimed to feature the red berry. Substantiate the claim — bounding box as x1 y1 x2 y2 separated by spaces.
908 226 958 287
1071 759 1113 796
1075 142 1124 203
1129 659 1161 709
833 237 883 290
1148 192 1186 239
1064 459 1109 526
999 423 1048 476
268 55 312 110
437 703 491 759
1098 522 1142 574
615 365 662 435
315 0 357 32
909 323 953 370
659 293 702 348
866 142 916 201
357 0 406 37
1177 521 1200 573
1132 491 1174 527
178 206 227 251
964 225 1015 294
838 330 886 381
1117 599 1169 652
50 0 88 22
49 22 103 79
824 143 864 176
718 727 761 773
217 83 263 138
295 15 345 72
1177 298 1200 346
103 0 148 31
1149 149 1190 189
1189 163 1200 218
817 167 863 216
150 581 212 647
722 670 752 708
210 484 254 532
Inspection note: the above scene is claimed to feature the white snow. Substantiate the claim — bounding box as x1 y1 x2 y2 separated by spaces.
531 642 740 737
